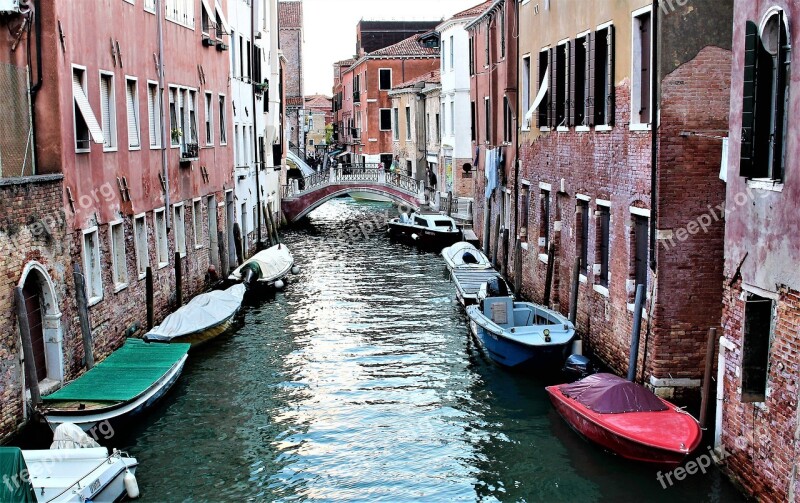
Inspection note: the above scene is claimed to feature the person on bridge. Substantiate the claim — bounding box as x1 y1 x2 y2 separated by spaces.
427 166 437 203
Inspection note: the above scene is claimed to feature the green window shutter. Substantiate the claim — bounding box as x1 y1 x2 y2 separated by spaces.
740 20 759 177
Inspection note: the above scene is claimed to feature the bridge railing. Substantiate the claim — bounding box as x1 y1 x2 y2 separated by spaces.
282 163 424 199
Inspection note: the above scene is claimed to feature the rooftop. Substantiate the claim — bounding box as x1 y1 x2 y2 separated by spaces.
369 33 439 58
451 0 495 20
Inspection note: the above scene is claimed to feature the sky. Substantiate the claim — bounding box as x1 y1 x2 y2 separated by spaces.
301 0 477 96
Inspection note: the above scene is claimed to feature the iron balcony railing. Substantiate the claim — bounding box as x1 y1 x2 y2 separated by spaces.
281 164 424 199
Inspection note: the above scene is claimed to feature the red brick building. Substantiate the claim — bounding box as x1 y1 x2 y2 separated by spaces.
467 0 518 274
506 0 733 399
278 1 303 150
718 1 800 499
0 0 236 441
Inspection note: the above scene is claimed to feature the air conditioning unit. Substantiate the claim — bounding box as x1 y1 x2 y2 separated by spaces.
0 0 20 13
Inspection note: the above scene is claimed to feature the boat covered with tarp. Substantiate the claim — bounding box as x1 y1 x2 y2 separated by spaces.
442 242 492 272
143 284 246 346
229 243 296 289
40 339 189 431
546 373 702 465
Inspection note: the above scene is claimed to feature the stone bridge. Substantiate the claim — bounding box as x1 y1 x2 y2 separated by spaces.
281 165 425 222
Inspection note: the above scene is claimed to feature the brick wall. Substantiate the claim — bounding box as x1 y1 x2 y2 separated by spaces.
279 28 303 100
720 281 800 502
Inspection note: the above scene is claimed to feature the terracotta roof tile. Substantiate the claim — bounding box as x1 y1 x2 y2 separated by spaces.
395 70 440 89
278 1 302 29
451 0 495 20
369 34 438 58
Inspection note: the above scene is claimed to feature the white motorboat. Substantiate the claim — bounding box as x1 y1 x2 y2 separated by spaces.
441 242 492 272
229 243 299 289
348 190 393 202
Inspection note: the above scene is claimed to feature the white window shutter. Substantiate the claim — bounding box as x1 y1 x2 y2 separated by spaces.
100 76 112 147
148 85 157 146
73 72 104 144
127 81 140 148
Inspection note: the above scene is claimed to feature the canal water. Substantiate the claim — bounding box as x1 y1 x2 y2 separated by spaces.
119 198 743 502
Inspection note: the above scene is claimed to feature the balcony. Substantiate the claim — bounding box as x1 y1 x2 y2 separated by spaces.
180 143 199 164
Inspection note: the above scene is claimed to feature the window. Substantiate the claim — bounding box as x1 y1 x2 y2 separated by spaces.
392 108 399 140
379 69 392 90
555 40 570 128
740 12 791 181
154 208 169 267
574 33 589 126
380 108 392 131
405 106 412 140
246 40 252 80
231 30 237 78
201 0 213 34
521 55 531 128
436 112 440 140
469 37 475 75
165 0 195 28
741 293 774 402
485 25 490 66
82 228 103 303
219 95 227 144
500 9 506 59
450 35 454 69
241 202 248 254
193 199 203 248
593 25 615 126
124 78 141 149
632 214 649 290
484 98 490 143
100 72 117 150
449 101 454 136
110 221 128 289
441 104 446 138
234 125 240 165
595 205 611 288
72 66 102 152
470 101 476 141
204 91 213 145
442 39 446 71
187 90 198 146
503 96 511 142
144 0 155 11
169 87 179 146
576 199 589 273
134 214 149 278
174 203 186 257
147 82 162 148
538 49 550 128
631 10 652 126
539 190 550 251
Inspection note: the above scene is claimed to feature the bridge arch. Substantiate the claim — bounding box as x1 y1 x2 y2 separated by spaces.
284 186 421 222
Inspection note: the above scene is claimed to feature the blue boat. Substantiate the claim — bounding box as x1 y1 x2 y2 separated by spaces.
466 280 575 368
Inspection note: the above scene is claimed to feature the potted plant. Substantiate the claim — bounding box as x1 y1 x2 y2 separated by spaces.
171 128 183 143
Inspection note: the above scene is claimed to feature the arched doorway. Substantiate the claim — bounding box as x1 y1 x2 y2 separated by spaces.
17 262 64 393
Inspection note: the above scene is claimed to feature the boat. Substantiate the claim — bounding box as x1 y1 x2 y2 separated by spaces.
465 279 575 368
442 241 492 272
546 373 702 465
1 424 139 502
229 243 299 289
450 268 511 306
142 284 246 346
40 338 190 432
388 212 462 248
348 190 393 202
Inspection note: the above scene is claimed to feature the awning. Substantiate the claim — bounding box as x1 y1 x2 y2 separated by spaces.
214 0 231 35
335 151 350 158
524 65 549 128
72 76 104 144
328 148 343 157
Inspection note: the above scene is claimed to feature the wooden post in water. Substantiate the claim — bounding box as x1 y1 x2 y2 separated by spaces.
627 284 646 381
174 252 183 307
700 327 718 428
543 242 555 307
569 256 580 324
262 204 274 247
492 213 501 268
513 239 523 295
447 191 453 216
14 287 41 406
218 230 228 274
233 222 244 265
146 266 154 330
267 206 280 245
72 263 94 369
500 229 509 276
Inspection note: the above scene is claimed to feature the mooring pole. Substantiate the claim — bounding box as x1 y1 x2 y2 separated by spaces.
492 213 501 268
174 252 183 307
267 206 280 245
72 263 94 369
627 283 646 381
700 327 718 428
447 191 453 217
233 222 244 266
513 239 523 295
15 287 41 405
262 204 274 248
569 256 580 324
146 266 154 330
543 242 555 307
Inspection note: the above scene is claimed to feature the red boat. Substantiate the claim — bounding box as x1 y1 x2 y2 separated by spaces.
546 373 702 465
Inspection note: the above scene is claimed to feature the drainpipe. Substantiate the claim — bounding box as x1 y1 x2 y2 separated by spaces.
157 0 171 230
513 0 520 268
252 0 262 249
649 0 659 270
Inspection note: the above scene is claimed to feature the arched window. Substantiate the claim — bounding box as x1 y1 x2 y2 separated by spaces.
740 9 791 181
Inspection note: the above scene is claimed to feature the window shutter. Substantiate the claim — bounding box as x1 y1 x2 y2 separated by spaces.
587 31 595 126
773 12 789 180
740 20 759 177
127 82 140 148
640 16 651 122
148 86 157 146
100 77 111 147
606 25 615 126
537 52 545 128
569 39 576 126
548 47 556 127
72 72 104 144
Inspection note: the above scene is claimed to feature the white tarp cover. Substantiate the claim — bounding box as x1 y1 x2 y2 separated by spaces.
524 65 550 128
442 242 492 270
230 244 294 283
50 423 101 450
144 284 247 341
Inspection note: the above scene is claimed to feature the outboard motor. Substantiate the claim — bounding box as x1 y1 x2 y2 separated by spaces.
240 262 262 290
563 353 593 381
478 278 510 310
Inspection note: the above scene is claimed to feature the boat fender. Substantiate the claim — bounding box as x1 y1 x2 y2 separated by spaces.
411 233 419 240
544 329 551 343
291 265 301 275
124 469 140 499
275 279 285 290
